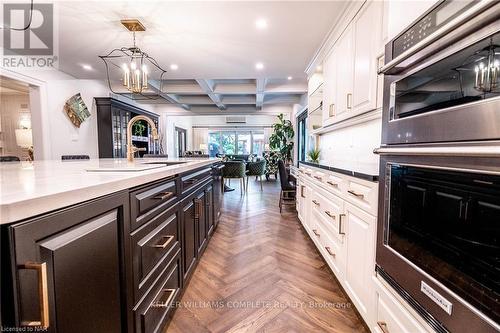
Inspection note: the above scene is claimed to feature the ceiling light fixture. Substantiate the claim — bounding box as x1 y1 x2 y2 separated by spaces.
316 65 322 71
287 76 293 80
255 18 268 30
256 62 264 70
170 64 178 70
99 19 167 100
82 64 93 71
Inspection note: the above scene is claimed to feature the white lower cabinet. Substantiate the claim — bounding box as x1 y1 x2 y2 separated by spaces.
343 201 376 319
296 165 430 333
373 278 431 333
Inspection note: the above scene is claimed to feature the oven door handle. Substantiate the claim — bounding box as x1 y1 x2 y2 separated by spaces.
373 146 500 157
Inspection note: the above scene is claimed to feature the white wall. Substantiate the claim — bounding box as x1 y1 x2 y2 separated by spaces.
384 0 436 42
161 115 193 157
318 118 381 166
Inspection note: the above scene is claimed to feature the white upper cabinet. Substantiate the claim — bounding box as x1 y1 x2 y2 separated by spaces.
318 0 384 127
335 25 355 118
352 0 383 114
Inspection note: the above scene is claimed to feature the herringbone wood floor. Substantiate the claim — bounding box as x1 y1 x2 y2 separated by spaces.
166 178 368 333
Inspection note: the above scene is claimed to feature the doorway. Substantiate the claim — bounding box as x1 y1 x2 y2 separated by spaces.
175 127 187 157
0 76 33 161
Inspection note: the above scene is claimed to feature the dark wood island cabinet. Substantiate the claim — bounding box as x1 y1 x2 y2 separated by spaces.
0 163 222 333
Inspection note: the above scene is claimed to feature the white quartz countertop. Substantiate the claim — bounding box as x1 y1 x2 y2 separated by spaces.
0 158 219 224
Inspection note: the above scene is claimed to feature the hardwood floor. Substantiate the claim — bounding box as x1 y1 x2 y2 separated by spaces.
166 178 367 333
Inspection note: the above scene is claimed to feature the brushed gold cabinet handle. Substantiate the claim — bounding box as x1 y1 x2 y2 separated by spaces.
312 200 320 206
347 93 352 109
153 191 174 200
325 247 336 257
347 190 364 199
314 175 322 181
329 103 335 117
339 214 346 235
20 262 49 328
326 181 338 187
298 169 304 174
325 211 335 219
151 235 174 249
300 185 306 198
312 229 320 237
377 321 389 333
151 288 176 309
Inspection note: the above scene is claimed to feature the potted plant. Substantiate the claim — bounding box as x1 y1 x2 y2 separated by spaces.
307 148 321 164
269 113 294 164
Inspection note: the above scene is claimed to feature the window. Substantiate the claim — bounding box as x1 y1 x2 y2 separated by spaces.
208 130 266 156
297 111 307 163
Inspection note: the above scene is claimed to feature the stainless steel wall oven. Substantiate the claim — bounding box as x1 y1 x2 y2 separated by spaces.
377 1 500 332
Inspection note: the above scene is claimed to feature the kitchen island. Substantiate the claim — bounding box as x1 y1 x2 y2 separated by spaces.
0 158 222 333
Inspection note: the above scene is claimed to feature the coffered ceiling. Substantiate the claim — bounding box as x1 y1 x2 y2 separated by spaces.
53 1 348 112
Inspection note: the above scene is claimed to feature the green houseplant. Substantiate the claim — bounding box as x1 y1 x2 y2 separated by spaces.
269 113 294 163
307 148 321 164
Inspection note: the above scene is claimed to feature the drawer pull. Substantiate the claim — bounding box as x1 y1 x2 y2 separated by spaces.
325 247 336 257
151 288 176 308
153 191 174 200
300 185 306 198
151 235 174 249
312 200 320 206
347 190 364 199
324 211 335 219
326 181 338 187
314 175 322 181
298 169 304 174
312 229 320 237
19 262 50 328
377 321 389 333
339 214 346 235
305 172 312 176
185 178 198 185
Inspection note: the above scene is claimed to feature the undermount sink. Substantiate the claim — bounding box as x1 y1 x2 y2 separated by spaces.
86 161 187 172
141 161 187 166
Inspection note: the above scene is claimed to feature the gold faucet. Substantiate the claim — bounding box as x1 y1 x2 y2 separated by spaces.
126 115 159 162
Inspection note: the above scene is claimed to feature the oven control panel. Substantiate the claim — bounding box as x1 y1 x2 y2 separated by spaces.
391 0 476 59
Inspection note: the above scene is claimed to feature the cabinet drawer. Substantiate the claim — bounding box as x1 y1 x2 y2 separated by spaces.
315 221 346 279
131 204 180 302
323 173 345 197
134 249 182 333
344 177 378 215
181 167 211 195
375 286 428 333
131 177 178 229
310 188 344 240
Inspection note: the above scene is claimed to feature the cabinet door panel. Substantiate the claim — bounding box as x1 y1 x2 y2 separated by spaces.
353 1 382 113
206 185 215 236
11 190 129 333
181 200 197 282
196 191 207 255
344 202 376 318
39 211 122 333
336 26 354 116
323 47 338 125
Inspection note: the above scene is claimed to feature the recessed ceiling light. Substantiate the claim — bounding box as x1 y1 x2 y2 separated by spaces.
255 18 268 30
316 65 322 71
255 62 264 70
287 76 293 80
82 64 92 71
170 64 178 70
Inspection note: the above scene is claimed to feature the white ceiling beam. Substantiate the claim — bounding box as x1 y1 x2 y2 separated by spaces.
196 79 226 110
256 78 267 109
148 80 191 110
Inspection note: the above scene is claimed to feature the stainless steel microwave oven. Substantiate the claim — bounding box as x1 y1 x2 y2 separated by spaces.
380 0 500 146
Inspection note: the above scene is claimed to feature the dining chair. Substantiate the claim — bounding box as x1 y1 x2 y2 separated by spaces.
278 160 296 213
246 160 266 191
222 161 246 195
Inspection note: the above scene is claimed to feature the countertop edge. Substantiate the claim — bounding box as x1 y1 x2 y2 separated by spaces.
298 161 379 182
0 159 218 225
